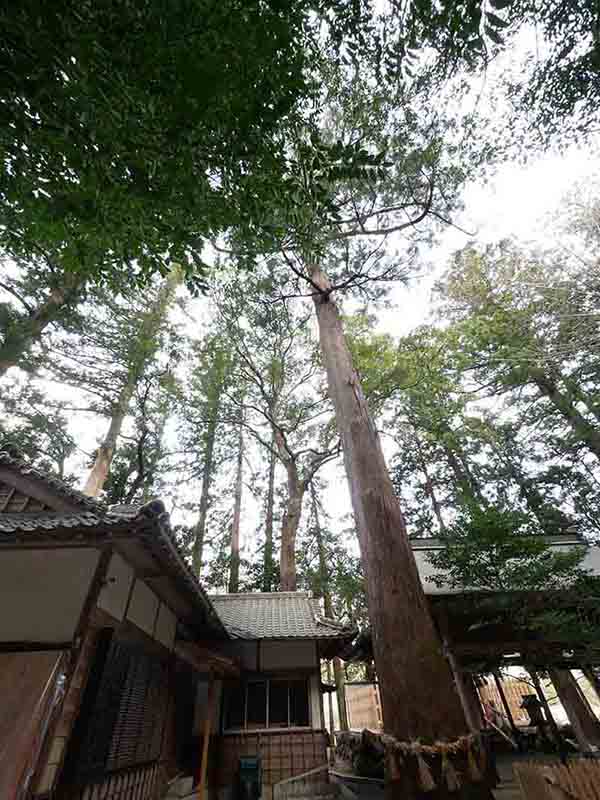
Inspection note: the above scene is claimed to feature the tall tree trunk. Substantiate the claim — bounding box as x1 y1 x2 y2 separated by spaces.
311 482 333 616
83 379 135 497
334 656 350 732
228 418 244 593
327 661 336 741
278 434 305 590
414 436 446 532
310 268 475 797
83 269 180 498
311 483 349 730
532 370 600 459
0 274 81 377
192 411 218 577
262 434 277 592
443 442 482 507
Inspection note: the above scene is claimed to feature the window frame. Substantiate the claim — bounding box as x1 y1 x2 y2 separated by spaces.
222 675 312 732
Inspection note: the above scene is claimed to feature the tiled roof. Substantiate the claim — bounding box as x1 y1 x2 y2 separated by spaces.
0 451 104 511
209 591 354 641
0 505 146 535
0 452 227 637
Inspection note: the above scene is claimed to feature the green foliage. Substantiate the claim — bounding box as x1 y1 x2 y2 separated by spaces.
0 379 76 476
387 0 600 144
0 0 317 281
428 505 587 593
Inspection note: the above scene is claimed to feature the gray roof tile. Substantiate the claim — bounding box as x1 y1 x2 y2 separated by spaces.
209 591 353 641
0 508 142 534
0 451 104 511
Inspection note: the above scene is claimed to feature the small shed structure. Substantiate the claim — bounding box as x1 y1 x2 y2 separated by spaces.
209 591 355 800
342 535 600 753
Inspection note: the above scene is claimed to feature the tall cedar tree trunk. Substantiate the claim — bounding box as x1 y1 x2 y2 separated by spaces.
277 431 306 591
83 379 135 496
311 483 349 731
531 370 600 459
262 432 277 592
192 411 219 576
228 418 244 593
0 273 81 377
83 271 180 497
310 268 479 798
334 657 350 732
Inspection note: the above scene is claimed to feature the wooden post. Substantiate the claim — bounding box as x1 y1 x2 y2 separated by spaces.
549 668 600 752
529 669 566 761
446 644 482 733
492 671 521 742
198 673 216 800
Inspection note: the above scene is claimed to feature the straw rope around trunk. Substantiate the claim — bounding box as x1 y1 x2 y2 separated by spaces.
379 732 488 791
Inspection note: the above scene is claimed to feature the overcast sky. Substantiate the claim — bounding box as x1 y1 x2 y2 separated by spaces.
316 143 599 554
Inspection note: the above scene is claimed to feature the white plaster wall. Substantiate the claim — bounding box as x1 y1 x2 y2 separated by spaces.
97 553 133 621
126 579 159 637
154 602 176 650
581 546 600 576
260 640 317 670
412 547 452 595
0 548 100 642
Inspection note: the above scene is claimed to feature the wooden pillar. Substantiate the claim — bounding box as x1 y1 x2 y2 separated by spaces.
549 668 600 752
529 669 565 759
583 668 600 702
198 673 216 800
492 671 520 741
445 645 482 732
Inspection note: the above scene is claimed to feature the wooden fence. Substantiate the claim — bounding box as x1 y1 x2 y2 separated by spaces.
515 759 600 800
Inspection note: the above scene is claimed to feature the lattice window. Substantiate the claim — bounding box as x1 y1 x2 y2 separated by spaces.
64 630 169 784
223 679 309 731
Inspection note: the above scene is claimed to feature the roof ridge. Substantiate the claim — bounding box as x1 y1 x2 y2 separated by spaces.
209 591 311 600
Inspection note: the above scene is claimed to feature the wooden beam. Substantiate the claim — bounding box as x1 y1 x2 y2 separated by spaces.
583 668 600 702
445 642 482 733
492 671 521 742
529 669 566 760
198 673 216 800
549 668 600 751
175 641 239 677
0 485 15 512
0 641 73 653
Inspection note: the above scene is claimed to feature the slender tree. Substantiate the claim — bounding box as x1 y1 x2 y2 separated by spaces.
262 432 278 591
228 412 245 593
82 270 181 496
183 334 234 576
225 67 492 798
214 270 340 591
